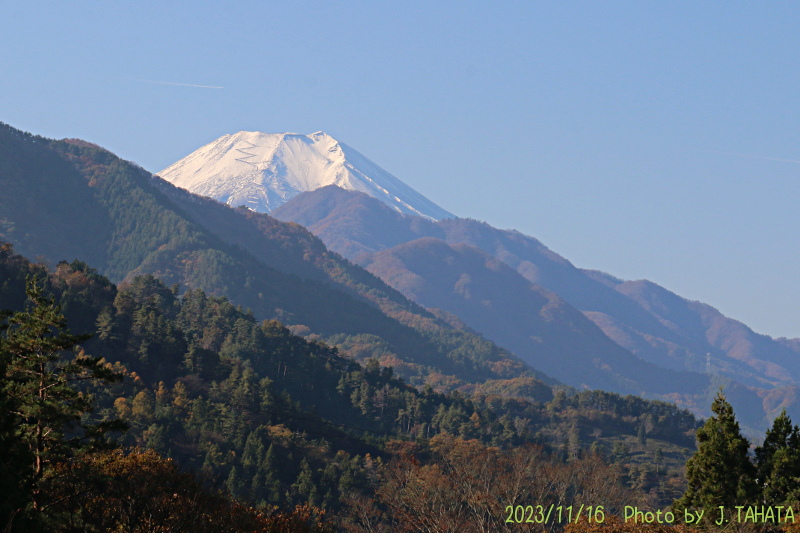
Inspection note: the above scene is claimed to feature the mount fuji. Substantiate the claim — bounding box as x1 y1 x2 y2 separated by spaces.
157 130 454 220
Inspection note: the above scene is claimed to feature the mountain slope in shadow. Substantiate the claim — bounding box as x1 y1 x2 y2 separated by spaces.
273 186 800 429
356 236 710 395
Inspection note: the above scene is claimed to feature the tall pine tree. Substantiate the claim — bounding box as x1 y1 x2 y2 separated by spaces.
755 409 800 506
1 277 125 517
674 389 757 519
0 308 32 531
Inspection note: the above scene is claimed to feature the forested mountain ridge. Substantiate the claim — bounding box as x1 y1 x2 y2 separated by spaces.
272 186 800 430
0 241 701 526
0 122 538 393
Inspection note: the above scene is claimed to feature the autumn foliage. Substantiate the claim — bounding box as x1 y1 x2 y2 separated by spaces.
342 435 635 532
47 448 333 533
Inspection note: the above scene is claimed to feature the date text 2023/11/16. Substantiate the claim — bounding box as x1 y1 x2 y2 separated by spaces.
504 505 796 526
504 504 605 525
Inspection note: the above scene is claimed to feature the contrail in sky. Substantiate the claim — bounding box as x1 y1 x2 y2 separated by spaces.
710 150 800 164
131 78 224 89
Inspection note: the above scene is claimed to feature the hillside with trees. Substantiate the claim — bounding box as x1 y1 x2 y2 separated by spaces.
273 186 800 431
0 122 548 396
0 241 707 531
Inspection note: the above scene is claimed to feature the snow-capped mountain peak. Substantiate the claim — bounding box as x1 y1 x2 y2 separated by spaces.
157 131 453 220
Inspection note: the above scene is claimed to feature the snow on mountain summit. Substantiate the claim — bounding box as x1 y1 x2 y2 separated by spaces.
157 131 454 220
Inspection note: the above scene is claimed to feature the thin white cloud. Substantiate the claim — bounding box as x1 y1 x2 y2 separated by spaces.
131 78 224 89
710 150 800 164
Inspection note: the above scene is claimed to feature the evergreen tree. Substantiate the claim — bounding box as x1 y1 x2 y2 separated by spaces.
654 447 664 474
292 459 318 506
0 309 31 531
1 277 125 520
260 444 282 505
611 441 629 464
241 430 264 472
674 390 757 518
226 465 243 501
755 409 800 505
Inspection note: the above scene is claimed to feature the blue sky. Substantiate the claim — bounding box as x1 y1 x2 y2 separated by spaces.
2 2 799 337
